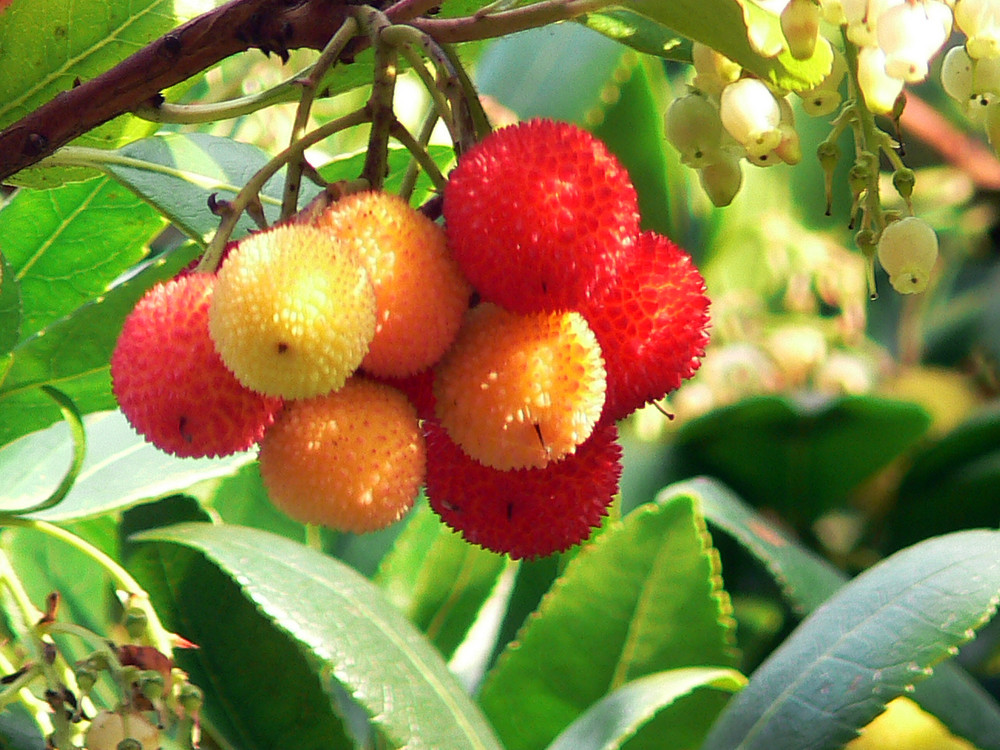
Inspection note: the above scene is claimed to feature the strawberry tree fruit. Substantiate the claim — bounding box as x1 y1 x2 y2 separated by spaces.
433 303 606 470
443 118 640 313
83 710 160 750
579 231 710 421
316 190 471 378
208 223 376 399
424 419 622 559
258 377 425 533
111 273 282 458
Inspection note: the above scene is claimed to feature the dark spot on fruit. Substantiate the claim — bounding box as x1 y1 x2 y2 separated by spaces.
277 342 289 354
506 502 514 520
179 416 193 443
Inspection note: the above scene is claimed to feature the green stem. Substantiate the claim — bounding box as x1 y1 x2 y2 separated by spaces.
399 109 440 201
282 16 361 219
133 78 306 124
411 0 614 42
391 120 448 194
3 519 174 657
196 107 370 272
355 6 399 191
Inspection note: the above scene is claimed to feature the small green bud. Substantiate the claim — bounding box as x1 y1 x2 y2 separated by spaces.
892 168 916 199
117 740 143 750
178 683 204 715
138 670 165 702
74 665 98 693
848 161 871 193
123 607 148 640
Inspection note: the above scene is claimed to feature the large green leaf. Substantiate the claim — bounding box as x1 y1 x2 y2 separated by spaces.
701 526 1000 750
0 241 199 446
475 23 626 124
479 492 737 750
131 523 505 750
0 0 199 187
889 402 1000 550
547 668 746 750
674 395 932 527
0 176 163 340
685 476 1000 750
620 0 833 91
0 251 21 357
375 501 509 661
581 8 690 61
0 410 251 521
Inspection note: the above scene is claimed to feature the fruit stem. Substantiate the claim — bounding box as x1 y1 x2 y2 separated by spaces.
197 106 371 271
399 108 441 200
410 0 615 42
356 6 399 191
282 15 362 220
133 76 311 124
391 120 448 193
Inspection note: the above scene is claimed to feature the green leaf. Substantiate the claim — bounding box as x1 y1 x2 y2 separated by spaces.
700 528 1000 750
479 492 737 750
889 403 1000 550
131 523 505 750
0 0 195 187
0 241 199 446
547 668 746 750
475 23 626 124
620 0 833 91
0 410 252 521
0 251 21 357
580 9 690 60
207 462 310 543
375 501 509 660
674 395 932 527
0 176 164 340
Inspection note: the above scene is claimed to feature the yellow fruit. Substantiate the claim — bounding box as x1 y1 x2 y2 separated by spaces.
209 224 376 399
434 304 606 470
316 191 471 377
84 710 160 750
258 377 425 532
845 697 980 749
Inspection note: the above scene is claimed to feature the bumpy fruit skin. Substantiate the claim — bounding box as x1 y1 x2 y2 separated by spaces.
434 304 606 470
258 377 425 533
209 224 376 399
444 118 640 313
316 191 471 377
111 273 282 458
424 419 622 559
579 232 710 421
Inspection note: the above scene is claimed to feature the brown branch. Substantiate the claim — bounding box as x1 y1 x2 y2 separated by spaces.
0 0 440 184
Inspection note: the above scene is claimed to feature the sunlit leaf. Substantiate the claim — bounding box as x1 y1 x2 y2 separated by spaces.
0 251 21 357
131 523 505 750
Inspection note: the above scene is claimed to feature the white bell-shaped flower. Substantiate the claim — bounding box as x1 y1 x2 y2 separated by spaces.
698 151 744 207
877 216 939 294
940 45 1000 122
955 0 1000 59
878 1 952 82
665 91 725 168
798 47 848 115
781 0 822 59
857 45 904 113
941 44 975 100
822 0 847 25
719 78 783 158
845 0 904 47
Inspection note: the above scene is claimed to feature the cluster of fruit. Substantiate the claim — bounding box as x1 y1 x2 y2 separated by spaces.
111 118 710 559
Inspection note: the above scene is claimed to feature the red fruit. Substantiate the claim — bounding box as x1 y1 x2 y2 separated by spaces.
444 119 639 313
372 367 437 421
580 231 710 421
111 273 282 457
424 420 622 559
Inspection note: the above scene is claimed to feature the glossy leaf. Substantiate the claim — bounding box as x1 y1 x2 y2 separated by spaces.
674 395 932 526
479 492 737 750
0 410 252 521
0 176 163 339
701 528 1000 750
475 23 626 124
547 668 746 750
207 462 310 543
685 476 1000 750
620 0 833 91
131 523 505 750
581 9 690 61
0 0 195 187
0 251 21 357
889 403 1000 549
375 501 509 660
0 241 199 446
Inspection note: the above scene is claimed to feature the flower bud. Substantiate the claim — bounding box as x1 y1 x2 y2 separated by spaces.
782 0 822 59
877 1 952 82
699 151 744 206
941 44 974 102
892 167 916 201
665 90 724 167
720 78 783 157
179 683 204 715
857 45 905 114
955 0 1000 59
877 216 939 294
